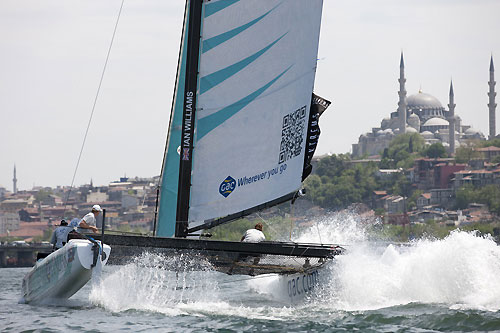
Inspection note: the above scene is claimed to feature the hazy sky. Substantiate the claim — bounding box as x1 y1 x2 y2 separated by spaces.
1 0 499 190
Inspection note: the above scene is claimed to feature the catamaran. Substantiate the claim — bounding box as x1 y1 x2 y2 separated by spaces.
98 0 343 303
21 237 111 304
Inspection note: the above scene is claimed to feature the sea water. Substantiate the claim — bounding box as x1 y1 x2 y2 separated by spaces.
2 212 500 332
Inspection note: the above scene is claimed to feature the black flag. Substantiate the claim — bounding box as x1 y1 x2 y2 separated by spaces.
302 93 331 181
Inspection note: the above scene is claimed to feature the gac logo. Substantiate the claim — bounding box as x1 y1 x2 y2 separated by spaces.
219 176 236 197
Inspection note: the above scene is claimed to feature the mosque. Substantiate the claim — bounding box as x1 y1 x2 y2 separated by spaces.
352 54 497 157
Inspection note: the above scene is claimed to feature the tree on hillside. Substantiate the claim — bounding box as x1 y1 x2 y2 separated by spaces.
424 142 447 158
386 133 425 169
477 185 500 214
455 146 481 163
455 186 476 209
478 138 500 148
407 189 423 211
35 189 52 203
492 155 500 164
304 154 378 209
391 172 412 197
455 184 500 214
314 153 350 179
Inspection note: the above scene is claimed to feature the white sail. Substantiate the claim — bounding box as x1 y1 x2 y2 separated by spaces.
188 0 324 227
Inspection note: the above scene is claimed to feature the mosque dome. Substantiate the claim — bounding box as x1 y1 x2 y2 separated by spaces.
465 127 479 135
405 126 418 133
421 117 449 133
421 131 434 139
407 91 445 121
407 92 443 109
423 117 449 127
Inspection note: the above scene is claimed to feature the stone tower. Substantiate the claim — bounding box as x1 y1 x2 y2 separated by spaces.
398 52 407 134
448 81 456 154
13 164 17 194
489 56 497 139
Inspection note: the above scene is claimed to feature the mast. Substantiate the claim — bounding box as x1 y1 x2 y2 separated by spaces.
176 0 203 237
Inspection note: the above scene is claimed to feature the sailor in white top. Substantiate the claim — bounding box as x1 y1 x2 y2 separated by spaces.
77 204 102 234
231 222 266 273
50 220 72 250
241 222 265 242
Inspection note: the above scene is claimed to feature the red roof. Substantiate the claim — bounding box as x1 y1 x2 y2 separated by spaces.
455 169 493 174
477 146 500 152
0 226 44 238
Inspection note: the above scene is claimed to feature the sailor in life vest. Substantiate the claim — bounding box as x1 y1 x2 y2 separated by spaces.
77 204 102 234
241 222 265 242
50 219 72 250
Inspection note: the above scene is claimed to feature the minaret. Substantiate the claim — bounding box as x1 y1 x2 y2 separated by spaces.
398 52 407 134
13 165 18 194
488 56 497 139
448 81 456 154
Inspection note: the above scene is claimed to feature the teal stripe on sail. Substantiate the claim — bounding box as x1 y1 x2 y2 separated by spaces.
200 33 286 95
202 4 280 53
197 66 292 140
204 0 240 18
157 5 191 237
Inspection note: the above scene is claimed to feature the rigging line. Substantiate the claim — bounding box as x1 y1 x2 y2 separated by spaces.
101 230 149 236
62 0 126 218
289 201 293 241
255 212 281 238
315 219 323 246
254 212 311 267
309 189 323 245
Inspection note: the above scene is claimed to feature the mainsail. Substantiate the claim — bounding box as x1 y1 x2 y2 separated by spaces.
157 0 326 237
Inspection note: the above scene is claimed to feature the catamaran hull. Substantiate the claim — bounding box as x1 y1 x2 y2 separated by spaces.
274 266 327 303
21 239 111 304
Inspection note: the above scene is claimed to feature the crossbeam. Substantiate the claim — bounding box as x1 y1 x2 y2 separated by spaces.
93 234 343 258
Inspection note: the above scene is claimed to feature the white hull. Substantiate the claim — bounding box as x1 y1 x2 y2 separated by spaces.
21 239 111 304
274 266 325 303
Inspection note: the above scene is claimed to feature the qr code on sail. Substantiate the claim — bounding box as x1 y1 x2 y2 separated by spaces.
279 106 306 164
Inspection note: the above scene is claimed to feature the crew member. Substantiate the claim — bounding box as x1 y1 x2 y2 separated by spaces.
50 220 71 250
241 222 266 242
233 222 266 274
77 205 101 234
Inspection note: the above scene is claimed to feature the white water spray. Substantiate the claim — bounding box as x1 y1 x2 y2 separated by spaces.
89 252 226 314
91 211 500 316
291 211 500 311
